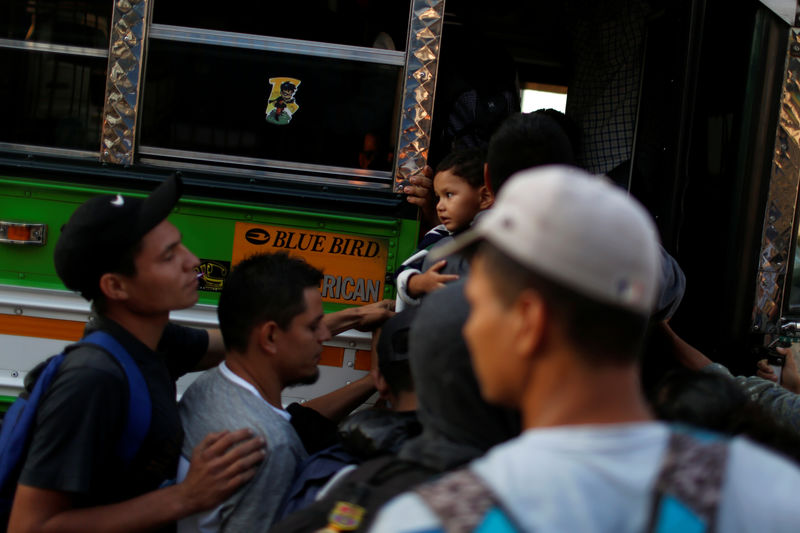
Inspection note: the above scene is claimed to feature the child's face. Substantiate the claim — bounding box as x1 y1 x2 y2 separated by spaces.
434 169 484 232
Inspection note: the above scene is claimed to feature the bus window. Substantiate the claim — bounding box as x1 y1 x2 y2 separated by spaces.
151 0 410 52
138 39 402 183
133 1 414 190
0 0 110 155
1 0 110 48
0 48 106 153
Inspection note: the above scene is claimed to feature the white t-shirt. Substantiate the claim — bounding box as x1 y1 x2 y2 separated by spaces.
370 422 800 532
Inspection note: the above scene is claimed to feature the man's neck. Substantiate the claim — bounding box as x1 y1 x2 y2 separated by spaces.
520 349 653 430
224 354 283 410
103 307 169 351
391 391 418 412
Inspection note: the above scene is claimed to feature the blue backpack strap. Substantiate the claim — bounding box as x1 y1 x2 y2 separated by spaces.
79 331 152 465
0 352 67 491
416 469 521 533
646 427 729 533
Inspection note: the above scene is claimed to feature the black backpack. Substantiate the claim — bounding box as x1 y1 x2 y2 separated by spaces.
269 455 439 533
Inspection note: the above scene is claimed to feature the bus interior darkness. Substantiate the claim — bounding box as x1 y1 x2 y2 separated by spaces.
447 0 788 373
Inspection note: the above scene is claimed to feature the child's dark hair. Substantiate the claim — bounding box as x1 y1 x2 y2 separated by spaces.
435 148 486 188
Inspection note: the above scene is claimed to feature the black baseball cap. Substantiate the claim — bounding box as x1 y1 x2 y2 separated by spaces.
54 175 182 300
377 307 418 367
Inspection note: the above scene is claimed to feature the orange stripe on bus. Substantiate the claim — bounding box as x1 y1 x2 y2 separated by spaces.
354 349 372 371
0 314 85 341
319 345 344 367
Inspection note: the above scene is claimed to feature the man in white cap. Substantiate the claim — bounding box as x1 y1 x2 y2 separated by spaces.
370 166 800 532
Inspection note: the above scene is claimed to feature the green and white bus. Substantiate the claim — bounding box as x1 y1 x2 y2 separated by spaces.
3 0 800 412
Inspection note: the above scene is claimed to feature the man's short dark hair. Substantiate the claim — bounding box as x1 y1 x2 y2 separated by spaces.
380 360 414 396
487 112 576 194
533 108 581 156
477 241 648 364
435 147 486 188
218 252 323 352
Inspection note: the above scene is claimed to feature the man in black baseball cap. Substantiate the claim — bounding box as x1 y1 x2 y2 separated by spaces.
9 176 266 532
54 173 182 302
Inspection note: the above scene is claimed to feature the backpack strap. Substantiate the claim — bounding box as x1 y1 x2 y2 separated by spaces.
415 469 520 533
78 331 152 465
646 428 729 533
0 353 67 490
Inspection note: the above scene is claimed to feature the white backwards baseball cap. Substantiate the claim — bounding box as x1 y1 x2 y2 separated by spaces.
431 165 661 315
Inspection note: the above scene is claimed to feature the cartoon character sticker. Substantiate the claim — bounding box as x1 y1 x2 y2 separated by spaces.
265 77 301 125
194 259 230 292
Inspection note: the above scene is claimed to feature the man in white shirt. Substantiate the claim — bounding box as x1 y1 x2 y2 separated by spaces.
370 165 800 533
177 252 332 533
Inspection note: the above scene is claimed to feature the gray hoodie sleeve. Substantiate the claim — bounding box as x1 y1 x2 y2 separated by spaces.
703 362 800 434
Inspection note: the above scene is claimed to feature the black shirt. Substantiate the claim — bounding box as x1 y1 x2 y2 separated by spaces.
19 316 207 508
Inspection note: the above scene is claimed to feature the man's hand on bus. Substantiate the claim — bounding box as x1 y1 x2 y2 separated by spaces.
757 346 800 394
407 260 459 298
323 299 396 336
352 299 396 331
404 166 438 233
179 429 266 513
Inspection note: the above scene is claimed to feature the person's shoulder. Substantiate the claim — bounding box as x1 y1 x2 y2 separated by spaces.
179 367 253 448
470 423 670 488
262 408 302 447
57 342 127 383
728 436 800 479
369 491 440 533
180 367 295 439
418 225 451 249
718 437 800 531
178 366 227 408
36 343 130 429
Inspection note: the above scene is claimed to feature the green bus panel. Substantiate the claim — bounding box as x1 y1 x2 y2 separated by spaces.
0 177 419 312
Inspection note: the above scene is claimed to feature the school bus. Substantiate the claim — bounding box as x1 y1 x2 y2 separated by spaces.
0 0 439 409
2 0 800 413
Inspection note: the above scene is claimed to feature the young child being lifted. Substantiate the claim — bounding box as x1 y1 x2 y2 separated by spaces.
396 148 493 308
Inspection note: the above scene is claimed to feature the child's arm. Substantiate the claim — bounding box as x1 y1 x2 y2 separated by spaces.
397 267 423 308
396 225 452 307
407 260 460 298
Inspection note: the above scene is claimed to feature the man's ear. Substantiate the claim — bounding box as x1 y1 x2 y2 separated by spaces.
483 162 494 195
513 290 547 361
98 272 129 302
374 371 391 401
256 321 281 355
478 184 494 210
